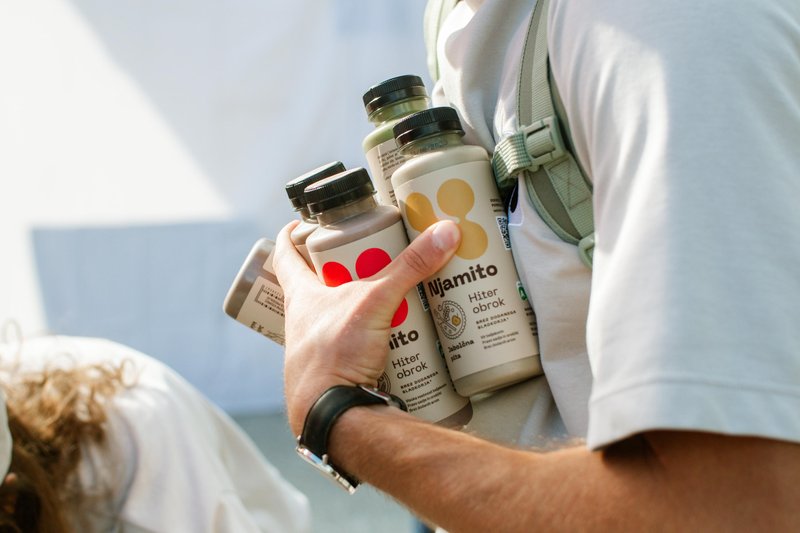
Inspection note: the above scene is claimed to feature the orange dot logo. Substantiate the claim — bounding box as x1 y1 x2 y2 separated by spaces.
405 179 488 260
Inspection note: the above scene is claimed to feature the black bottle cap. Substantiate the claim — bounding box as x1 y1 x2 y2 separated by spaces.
305 168 376 216
362 75 428 116
285 161 346 210
393 106 464 148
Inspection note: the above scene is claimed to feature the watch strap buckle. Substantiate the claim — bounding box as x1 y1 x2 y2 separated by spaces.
296 439 359 494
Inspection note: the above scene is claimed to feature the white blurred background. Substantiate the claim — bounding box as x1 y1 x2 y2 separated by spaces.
0 0 431 414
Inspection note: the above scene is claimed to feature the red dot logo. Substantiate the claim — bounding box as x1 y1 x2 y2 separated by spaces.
321 248 408 327
321 261 352 287
354 248 391 278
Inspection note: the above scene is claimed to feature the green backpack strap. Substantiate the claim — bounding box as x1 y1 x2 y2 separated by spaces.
424 0 461 82
491 0 595 267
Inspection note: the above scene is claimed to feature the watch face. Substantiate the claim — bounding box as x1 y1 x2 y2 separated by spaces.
296 444 358 494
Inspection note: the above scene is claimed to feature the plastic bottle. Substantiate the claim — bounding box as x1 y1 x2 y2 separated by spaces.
223 163 347 343
362 75 430 207
285 161 346 267
391 107 542 397
223 238 285 345
305 168 472 427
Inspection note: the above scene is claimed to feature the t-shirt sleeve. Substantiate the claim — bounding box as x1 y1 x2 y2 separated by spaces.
549 0 800 449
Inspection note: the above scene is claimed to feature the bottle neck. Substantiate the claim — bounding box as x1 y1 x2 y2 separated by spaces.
399 132 465 157
298 207 315 223
368 96 430 126
316 196 378 226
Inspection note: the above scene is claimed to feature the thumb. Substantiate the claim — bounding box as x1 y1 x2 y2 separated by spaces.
378 220 461 297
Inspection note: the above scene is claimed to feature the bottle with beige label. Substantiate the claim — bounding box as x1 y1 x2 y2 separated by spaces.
223 163 346 344
286 161 346 267
362 75 430 207
391 106 542 397
305 167 471 427
223 238 286 345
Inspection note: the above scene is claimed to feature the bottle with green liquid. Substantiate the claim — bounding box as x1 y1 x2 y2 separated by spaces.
362 75 430 207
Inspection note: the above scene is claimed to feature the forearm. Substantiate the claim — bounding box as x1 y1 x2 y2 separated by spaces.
330 406 647 532
330 407 800 532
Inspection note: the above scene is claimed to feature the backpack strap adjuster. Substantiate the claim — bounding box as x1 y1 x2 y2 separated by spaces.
492 115 566 194
520 115 567 172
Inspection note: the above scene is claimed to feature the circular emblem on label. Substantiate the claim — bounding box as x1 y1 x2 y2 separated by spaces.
434 300 467 340
377 372 391 394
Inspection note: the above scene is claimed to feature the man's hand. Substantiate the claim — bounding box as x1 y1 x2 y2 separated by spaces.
273 219 462 436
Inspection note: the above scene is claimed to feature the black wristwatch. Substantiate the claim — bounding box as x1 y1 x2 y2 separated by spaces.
295 384 407 494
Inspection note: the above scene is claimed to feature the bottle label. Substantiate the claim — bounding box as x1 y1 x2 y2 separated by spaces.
232 244 286 345
365 138 404 207
310 221 469 423
393 160 540 382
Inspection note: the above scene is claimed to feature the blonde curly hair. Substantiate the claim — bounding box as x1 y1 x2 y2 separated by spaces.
0 358 131 532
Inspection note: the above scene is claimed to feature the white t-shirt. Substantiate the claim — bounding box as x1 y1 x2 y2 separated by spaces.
0 336 311 533
434 0 800 450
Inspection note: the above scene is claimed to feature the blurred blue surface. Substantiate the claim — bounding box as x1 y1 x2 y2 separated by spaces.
32 220 286 413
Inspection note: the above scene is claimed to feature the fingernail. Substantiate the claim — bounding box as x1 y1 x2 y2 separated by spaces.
431 221 460 251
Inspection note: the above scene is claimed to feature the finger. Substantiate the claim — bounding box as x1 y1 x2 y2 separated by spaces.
376 220 461 297
273 220 319 293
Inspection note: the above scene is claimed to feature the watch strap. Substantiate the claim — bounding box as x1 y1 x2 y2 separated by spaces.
297 385 406 493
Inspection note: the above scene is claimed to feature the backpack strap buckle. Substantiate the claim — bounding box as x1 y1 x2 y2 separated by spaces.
520 115 567 171
492 115 566 195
